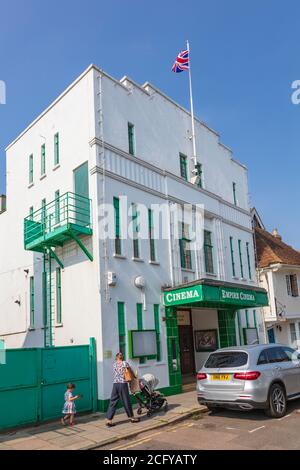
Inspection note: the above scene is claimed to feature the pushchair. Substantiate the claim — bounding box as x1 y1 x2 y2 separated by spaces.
130 373 168 417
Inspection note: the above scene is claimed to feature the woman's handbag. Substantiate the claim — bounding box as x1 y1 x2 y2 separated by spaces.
124 366 135 383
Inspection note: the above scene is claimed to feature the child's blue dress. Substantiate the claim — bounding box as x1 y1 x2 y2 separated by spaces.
62 390 76 414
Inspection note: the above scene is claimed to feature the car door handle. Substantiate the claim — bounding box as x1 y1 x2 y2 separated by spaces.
274 366 282 371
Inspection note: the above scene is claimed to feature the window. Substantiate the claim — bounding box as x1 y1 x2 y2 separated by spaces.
229 237 236 277
290 323 297 344
132 203 140 259
30 276 34 328
113 197 121 255
205 351 248 368
257 349 269 365
232 182 237 205
148 209 156 262
118 302 126 358
195 162 203 188
41 198 46 227
29 206 34 220
179 153 188 181
29 154 33 184
204 230 214 274
266 347 290 363
56 268 62 324
54 132 59 165
41 144 46 176
55 190 60 224
154 304 161 361
238 239 244 278
179 223 192 270
286 274 299 297
128 123 135 156
246 242 252 279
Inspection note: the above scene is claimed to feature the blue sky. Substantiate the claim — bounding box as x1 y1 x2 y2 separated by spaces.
1 0 300 246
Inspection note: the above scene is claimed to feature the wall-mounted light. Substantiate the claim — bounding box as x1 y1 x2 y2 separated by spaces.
14 299 21 306
24 269 29 275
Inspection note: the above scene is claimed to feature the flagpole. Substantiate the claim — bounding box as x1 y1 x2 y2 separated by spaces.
186 40 197 167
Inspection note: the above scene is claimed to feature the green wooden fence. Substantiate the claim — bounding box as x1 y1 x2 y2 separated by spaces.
0 338 97 431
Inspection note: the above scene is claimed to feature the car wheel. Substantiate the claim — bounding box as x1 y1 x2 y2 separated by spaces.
265 383 287 418
206 405 221 413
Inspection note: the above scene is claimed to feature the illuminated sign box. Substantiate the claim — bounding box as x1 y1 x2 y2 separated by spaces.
128 330 157 359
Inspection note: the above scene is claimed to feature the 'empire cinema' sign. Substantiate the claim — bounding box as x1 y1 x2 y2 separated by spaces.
221 289 255 302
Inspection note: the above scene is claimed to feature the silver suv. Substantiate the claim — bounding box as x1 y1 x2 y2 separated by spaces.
197 344 300 418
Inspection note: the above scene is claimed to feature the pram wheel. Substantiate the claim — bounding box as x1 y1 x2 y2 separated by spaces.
164 403 168 412
147 411 152 417
137 408 143 415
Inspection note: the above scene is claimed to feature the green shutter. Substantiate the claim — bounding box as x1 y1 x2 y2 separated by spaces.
56 268 62 324
29 206 34 221
253 310 257 328
41 144 46 175
154 304 161 361
128 123 135 156
179 154 188 180
118 302 126 358
246 242 252 279
238 239 244 278
54 133 59 165
230 237 236 277
29 154 33 184
30 277 34 328
41 199 46 227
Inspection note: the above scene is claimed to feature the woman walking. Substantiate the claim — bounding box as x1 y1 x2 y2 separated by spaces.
106 352 140 427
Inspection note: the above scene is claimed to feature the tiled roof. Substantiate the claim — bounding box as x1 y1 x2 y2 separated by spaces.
255 227 300 268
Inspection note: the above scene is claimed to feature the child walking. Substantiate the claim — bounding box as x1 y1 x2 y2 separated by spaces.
61 383 81 426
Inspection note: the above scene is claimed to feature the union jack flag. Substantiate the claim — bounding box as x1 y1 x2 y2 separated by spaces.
172 49 189 73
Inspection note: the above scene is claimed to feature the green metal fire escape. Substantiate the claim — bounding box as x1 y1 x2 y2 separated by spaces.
24 192 93 347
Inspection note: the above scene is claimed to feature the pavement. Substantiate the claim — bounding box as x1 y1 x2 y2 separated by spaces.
0 390 205 451
103 399 300 451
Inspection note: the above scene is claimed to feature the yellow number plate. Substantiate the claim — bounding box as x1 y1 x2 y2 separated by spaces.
211 374 231 381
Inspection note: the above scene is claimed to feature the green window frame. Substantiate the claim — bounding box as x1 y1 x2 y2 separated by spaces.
29 154 33 184
118 302 126 358
232 182 237 205
245 309 250 328
54 132 59 165
154 304 161 361
229 236 236 277
132 203 140 259
56 268 62 324
55 190 60 224
41 143 46 176
30 276 34 328
179 153 188 181
238 239 244 278
246 242 252 279
29 206 34 221
204 230 214 274
113 197 122 255
128 123 135 156
179 223 192 270
148 209 156 262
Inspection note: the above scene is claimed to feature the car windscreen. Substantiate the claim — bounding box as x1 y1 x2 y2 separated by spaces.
205 351 248 368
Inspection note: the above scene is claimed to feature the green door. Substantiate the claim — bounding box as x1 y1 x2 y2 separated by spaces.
218 310 237 348
73 162 89 226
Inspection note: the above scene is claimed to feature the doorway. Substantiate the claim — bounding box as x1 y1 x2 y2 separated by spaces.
177 310 195 380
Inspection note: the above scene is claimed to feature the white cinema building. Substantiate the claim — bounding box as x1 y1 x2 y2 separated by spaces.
0 64 268 410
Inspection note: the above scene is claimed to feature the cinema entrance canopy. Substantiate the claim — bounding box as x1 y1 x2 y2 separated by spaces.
163 279 268 310
162 279 268 395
